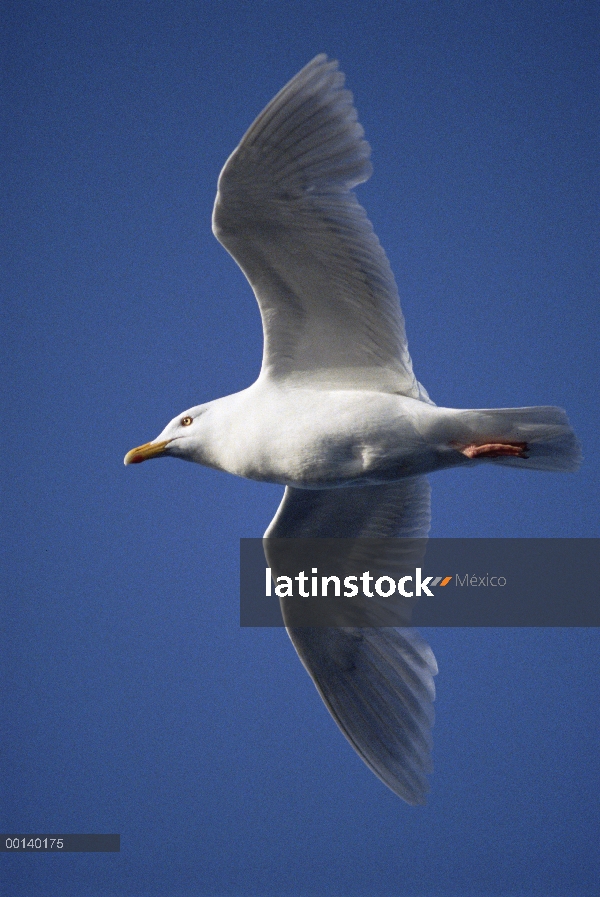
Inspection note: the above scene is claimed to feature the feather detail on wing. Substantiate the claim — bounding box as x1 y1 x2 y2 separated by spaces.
264 478 437 804
213 54 431 401
265 477 431 540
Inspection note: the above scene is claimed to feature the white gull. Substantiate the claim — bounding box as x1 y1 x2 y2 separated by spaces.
125 55 580 804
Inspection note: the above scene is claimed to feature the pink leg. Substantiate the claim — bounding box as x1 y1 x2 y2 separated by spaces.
458 441 528 459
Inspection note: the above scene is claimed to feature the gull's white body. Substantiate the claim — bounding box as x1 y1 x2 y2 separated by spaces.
125 56 580 805
164 387 453 485
160 385 575 487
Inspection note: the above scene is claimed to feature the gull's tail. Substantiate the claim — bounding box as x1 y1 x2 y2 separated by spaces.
454 406 581 472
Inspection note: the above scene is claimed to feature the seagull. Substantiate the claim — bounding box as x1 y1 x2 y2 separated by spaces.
124 55 580 805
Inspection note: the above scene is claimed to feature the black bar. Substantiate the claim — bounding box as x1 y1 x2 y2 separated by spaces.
1 835 120 852
241 538 600 627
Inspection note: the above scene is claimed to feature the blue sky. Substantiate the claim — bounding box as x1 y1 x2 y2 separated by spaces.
2 2 599 895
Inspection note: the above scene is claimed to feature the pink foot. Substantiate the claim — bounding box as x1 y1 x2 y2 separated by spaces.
458 442 529 459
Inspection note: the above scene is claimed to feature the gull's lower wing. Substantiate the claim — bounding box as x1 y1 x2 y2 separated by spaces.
213 55 431 400
264 479 437 805
265 477 432 540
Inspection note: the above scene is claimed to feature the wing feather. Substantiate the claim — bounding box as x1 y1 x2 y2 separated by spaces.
264 478 437 805
213 55 431 400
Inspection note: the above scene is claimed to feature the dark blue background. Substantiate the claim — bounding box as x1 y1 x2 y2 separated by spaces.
2 2 599 895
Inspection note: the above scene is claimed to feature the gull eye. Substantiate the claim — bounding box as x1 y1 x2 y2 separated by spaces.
180 416 193 427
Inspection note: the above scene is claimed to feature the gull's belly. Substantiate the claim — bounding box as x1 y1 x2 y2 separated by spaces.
217 389 456 487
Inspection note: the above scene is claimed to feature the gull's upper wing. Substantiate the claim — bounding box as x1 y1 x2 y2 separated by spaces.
213 55 431 399
264 478 437 805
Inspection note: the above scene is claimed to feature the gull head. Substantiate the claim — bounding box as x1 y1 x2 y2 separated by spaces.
124 405 209 466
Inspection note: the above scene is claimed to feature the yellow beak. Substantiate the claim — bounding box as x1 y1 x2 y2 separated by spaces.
124 440 171 466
